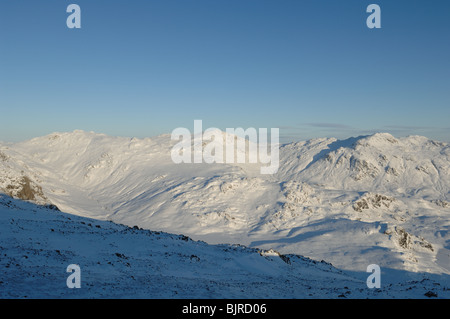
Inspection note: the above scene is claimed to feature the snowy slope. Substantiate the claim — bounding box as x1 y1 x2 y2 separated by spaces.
1 130 449 277
1 194 449 298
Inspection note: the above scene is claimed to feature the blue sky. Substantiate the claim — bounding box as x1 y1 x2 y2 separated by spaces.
1 0 449 143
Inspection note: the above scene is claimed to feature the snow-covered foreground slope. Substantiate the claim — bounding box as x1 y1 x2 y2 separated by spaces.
1 130 449 277
1 195 449 298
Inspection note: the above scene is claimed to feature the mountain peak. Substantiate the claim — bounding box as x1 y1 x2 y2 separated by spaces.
354 132 398 148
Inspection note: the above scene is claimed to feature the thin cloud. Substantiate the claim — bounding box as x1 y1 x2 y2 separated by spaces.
305 123 354 129
278 123 355 130
381 125 433 130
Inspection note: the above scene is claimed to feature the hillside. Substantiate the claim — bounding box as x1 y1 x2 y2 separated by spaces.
1 194 449 298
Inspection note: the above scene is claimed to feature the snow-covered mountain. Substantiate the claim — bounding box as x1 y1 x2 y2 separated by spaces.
1 130 449 279
1 194 449 298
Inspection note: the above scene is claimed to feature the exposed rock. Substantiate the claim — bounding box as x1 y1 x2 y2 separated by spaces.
5 176 46 202
353 193 395 212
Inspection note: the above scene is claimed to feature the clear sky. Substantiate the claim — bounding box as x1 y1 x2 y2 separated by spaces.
1 0 449 143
